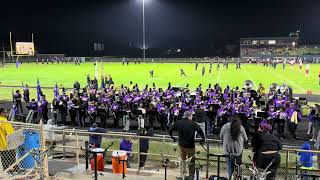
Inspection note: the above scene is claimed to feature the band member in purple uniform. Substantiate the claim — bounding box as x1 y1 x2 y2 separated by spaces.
267 105 278 133
27 99 38 123
111 101 121 128
171 103 180 126
157 102 168 131
39 95 49 123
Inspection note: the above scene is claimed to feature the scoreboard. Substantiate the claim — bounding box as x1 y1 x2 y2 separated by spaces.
16 42 35 55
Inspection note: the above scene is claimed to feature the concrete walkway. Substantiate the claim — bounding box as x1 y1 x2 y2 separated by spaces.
49 160 185 180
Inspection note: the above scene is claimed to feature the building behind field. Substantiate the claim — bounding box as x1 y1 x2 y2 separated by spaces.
240 36 299 58
240 36 320 60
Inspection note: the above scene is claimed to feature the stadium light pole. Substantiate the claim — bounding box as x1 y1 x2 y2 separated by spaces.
142 0 146 62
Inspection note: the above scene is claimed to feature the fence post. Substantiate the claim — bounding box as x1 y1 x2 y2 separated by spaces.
62 129 66 159
206 141 209 179
137 136 140 171
76 133 80 166
285 150 289 180
39 120 49 177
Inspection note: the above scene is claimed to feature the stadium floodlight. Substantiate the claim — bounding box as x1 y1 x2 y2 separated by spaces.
142 0 146 62
138 0 151 61
137 0 152 61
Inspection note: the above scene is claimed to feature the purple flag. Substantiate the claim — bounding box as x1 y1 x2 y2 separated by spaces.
37 79 42 101
54 82 59 98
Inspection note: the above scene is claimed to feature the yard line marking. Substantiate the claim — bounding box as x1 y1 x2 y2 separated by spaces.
217 67 221 84
243 65 256 86
270 67 306 93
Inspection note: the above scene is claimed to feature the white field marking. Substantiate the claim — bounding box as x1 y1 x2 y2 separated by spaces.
271 66 306 93
217 67 222 84
281 66 307 92
241 64 256 86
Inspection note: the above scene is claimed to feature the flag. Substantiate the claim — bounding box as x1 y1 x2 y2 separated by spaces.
101 61 105 88
12 88 17 117
37 79 42 101
12 88 15 103
94 61 98 79
101 61 105 78
54 82 59 98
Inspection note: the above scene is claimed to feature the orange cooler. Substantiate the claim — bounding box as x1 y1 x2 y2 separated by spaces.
90 153 105 171
111 150 128 174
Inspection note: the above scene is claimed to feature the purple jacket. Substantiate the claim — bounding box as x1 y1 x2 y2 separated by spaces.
120 139 132 156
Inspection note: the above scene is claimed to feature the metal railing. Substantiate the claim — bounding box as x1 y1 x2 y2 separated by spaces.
44 127 320 180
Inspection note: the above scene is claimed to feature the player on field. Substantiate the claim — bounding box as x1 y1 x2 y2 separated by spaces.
202 66 205 76
149 70 154 78
299 59 303 70
180 69 187 77
305 63 310 77
195 61 198 71
236 60 241 69
290 59 294 69
318 70 320 85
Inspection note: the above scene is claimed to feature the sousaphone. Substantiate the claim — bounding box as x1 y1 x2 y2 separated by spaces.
243 80 254 90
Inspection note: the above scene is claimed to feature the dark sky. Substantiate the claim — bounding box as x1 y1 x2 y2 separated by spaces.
1 0 320 57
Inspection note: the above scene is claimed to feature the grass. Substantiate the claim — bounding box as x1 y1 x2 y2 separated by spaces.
0 62 319 101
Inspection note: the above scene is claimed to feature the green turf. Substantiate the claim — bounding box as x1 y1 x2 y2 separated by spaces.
0 62 319 101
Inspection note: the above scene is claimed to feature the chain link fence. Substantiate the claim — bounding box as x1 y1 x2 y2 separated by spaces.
0 121 48 180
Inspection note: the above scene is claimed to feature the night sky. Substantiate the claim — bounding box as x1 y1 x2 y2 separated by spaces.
1 0 320 57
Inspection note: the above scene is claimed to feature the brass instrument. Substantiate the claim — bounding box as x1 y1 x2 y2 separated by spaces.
279 83 289 93
243 80 254 90
269 83 279 92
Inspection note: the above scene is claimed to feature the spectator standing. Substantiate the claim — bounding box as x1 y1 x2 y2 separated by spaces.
0 108 16 170
219 115 248 179
120 137 133 168
88 123 107 148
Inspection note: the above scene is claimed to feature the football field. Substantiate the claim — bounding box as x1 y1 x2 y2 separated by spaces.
0 62 319 101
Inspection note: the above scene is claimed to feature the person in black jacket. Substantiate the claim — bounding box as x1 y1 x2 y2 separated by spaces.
73 81 80 92
14 90 23 114
78 99 87 127
194 105 207 137
51 98 60 124
251 121 282 180
138 129 152 168
59 97 68 125
169 111 205 178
